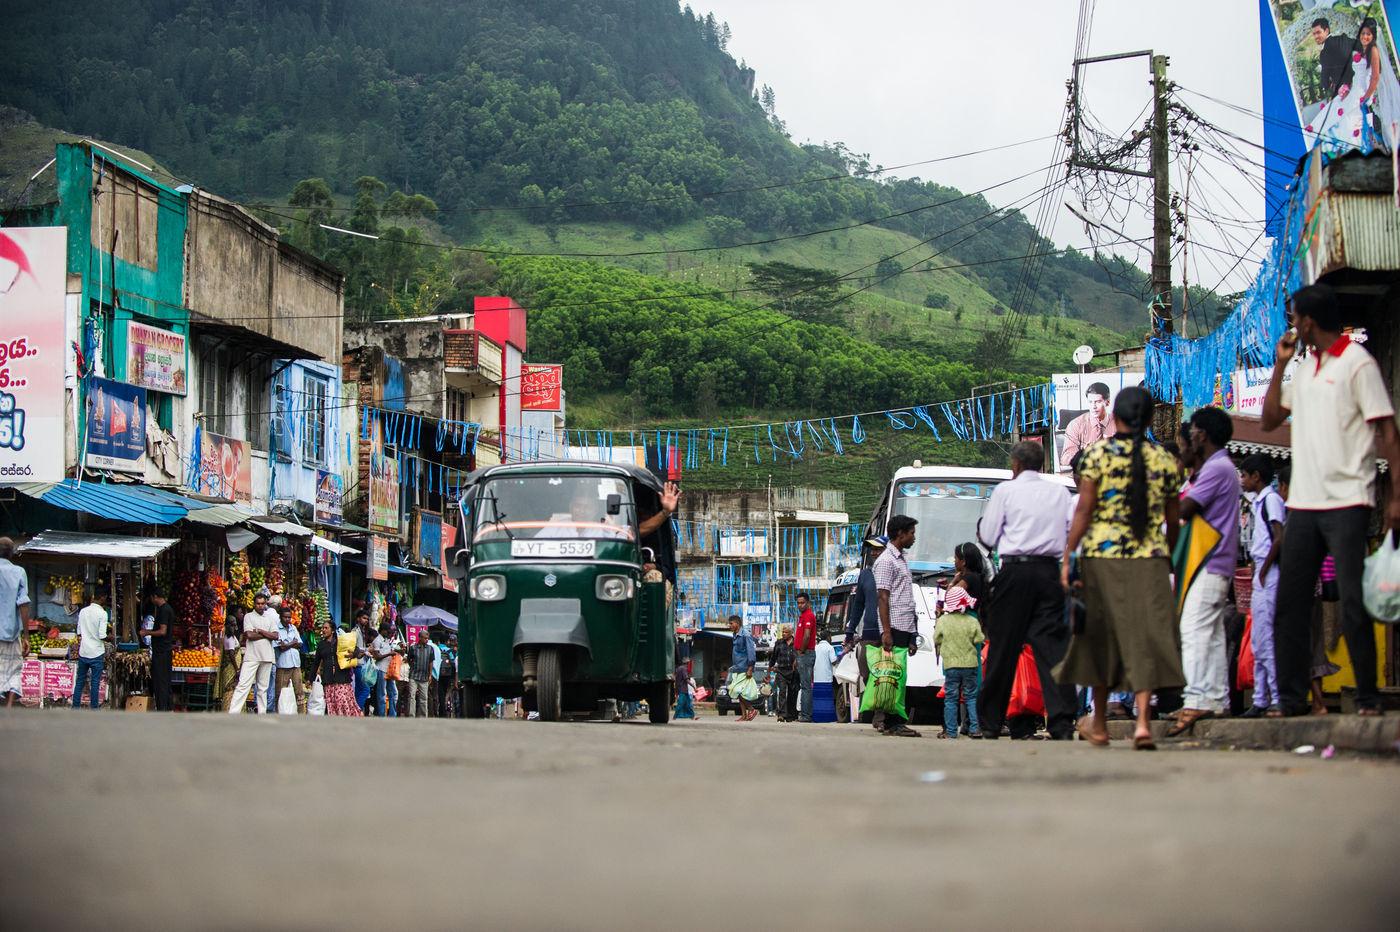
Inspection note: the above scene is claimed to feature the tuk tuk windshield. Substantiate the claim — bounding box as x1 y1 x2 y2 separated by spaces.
474 475 637 543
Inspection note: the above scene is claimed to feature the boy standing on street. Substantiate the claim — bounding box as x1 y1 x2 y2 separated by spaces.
1239 455 1285 717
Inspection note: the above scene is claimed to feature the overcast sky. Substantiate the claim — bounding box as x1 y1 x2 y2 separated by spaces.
698 0 1272 297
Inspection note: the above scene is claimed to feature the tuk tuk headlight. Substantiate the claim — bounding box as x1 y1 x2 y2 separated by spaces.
596 575 633 602
471 575 506 602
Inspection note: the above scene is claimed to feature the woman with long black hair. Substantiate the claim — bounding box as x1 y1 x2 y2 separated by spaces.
1057 386 1183 750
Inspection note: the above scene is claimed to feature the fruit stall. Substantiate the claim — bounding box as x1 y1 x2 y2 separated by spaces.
13 531 181 708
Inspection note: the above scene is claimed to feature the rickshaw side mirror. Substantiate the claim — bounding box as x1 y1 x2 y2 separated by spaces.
606 493 622 516
445 548 470 583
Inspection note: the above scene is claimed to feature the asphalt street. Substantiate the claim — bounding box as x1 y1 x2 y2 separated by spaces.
3 709 1397 930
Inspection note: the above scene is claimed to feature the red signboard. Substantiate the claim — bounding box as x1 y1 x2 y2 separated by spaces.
520 364 562 411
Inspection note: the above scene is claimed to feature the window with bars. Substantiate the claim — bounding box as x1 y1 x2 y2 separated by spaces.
301 373 329 466
198 341 232 436
245 359 269 450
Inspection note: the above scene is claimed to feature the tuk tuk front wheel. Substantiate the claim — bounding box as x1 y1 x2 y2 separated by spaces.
537 647 563 721
648 680 671 724
460 683 484 719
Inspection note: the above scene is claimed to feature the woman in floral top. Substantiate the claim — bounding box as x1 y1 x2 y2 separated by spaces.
1057 386 1185 750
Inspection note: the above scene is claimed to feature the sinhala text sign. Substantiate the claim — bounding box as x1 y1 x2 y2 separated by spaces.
0 227 67 482
126 321 188 395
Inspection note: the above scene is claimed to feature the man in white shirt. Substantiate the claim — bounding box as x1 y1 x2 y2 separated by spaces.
72 588 110 709
977 441 1077 740
273 605 305 714
228 591 279 714
1262 283 1400 717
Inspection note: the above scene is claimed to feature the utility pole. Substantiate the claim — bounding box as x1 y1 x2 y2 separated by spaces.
1068 49 1173 336
1150 54 1173 335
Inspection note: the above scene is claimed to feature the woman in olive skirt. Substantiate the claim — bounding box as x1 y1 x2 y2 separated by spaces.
1057 387 1185 750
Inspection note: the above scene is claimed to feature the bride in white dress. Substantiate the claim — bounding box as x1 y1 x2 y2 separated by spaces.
1306 17 1400 156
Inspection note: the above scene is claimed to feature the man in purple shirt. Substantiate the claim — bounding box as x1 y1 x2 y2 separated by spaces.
1168 407 1240 736
977 441 1078 740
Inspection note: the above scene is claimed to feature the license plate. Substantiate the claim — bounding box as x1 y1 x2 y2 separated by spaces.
510 539 596 559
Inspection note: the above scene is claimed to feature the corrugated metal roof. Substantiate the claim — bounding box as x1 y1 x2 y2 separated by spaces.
10 481 189 525
249 518 314 538
17 530 179 559
310 534 360 555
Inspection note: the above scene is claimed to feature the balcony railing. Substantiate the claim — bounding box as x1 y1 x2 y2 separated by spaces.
771 487 845 513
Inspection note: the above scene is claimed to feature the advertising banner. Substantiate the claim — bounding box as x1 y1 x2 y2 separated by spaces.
441 524 458 593
0 227 67 483
520 363 563 411
196 431 252 505
418 510 442 568
719 531 769 558
315 471 343 526
85 377 146 473
1264 2 1400 156
369 428 401 535
1212 362 1297 419
126 321 188 395
1050 371 1146 474
369 536 389 581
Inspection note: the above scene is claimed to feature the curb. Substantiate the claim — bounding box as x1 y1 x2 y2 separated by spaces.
1106 713 1400 753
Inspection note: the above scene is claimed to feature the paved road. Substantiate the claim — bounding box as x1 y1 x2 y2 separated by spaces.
3 710 1397 930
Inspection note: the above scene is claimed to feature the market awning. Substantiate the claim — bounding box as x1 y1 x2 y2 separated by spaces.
248 518 314 538
16 530 179 559
310 534 360 555
10 481 190 525
341 557 426 576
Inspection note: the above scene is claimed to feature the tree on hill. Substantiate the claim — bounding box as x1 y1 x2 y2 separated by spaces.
746 260 848 327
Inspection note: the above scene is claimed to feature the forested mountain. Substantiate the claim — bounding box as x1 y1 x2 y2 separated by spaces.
0 0 1195 338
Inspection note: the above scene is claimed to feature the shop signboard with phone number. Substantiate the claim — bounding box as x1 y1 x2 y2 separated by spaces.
0 227 68 482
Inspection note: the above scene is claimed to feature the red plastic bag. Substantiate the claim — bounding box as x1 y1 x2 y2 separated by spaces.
1005 644 1045 718
1237 611 1255 690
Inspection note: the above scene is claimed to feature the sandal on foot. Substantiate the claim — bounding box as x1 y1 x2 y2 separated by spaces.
1133 733 1157 751
1165 708 1214 738
1077 717 1110 747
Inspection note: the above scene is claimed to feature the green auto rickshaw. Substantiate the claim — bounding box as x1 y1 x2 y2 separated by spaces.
448 460 677 723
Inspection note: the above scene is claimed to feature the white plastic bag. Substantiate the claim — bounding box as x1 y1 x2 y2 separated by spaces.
1363 532 1400 622
307 678 326 716
277 684 298 715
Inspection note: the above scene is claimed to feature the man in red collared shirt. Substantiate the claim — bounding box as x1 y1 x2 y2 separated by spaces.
793 593 818 723
1262 283 1400 717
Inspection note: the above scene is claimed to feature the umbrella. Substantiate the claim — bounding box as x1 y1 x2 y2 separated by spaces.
401 605 458 630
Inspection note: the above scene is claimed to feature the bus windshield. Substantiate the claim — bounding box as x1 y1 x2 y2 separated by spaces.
474 475 636 543
891 480 1000 570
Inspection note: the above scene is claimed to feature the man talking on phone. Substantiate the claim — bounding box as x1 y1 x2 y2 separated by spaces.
1262 283 1400 718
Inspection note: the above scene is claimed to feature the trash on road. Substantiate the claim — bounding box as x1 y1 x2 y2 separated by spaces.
1320 745 1335 760
1293 744 1316 755
919 770 948 783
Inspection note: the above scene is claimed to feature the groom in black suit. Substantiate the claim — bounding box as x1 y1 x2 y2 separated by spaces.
1311 17 1355 100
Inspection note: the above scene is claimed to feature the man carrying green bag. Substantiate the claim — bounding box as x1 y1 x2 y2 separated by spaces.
858 515 921 737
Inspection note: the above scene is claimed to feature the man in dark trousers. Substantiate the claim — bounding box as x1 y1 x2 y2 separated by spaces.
1262 283 1400 717
977 441 1077 740
147 588 176 711
769 625 798 721
1312 17 1356 101
843 536 885 728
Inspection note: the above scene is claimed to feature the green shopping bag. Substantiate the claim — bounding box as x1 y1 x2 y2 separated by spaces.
859 645 907 719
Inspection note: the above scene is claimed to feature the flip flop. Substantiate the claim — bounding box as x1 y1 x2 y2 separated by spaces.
1357 706 1383 717
1165 708 1214 738
1076 717 1110 747
1133 733 1157 751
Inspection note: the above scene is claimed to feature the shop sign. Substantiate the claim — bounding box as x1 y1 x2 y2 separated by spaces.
406 624 427 646
126 321 188 395
742 602 773 630
85 376 147 473
315 471 343 526
418 510 442 568
196 431 252 506
369 536 389 581
43 660 75 696
521 363 563 411
0 227 68 483
440 525 458 593
720 531 768 558
369 439 400 535
20 659 42 695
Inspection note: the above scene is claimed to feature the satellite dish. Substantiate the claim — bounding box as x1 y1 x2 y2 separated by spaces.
1072 344 1095 366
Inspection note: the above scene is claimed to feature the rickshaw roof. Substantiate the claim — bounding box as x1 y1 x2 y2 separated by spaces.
464 460 666 495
